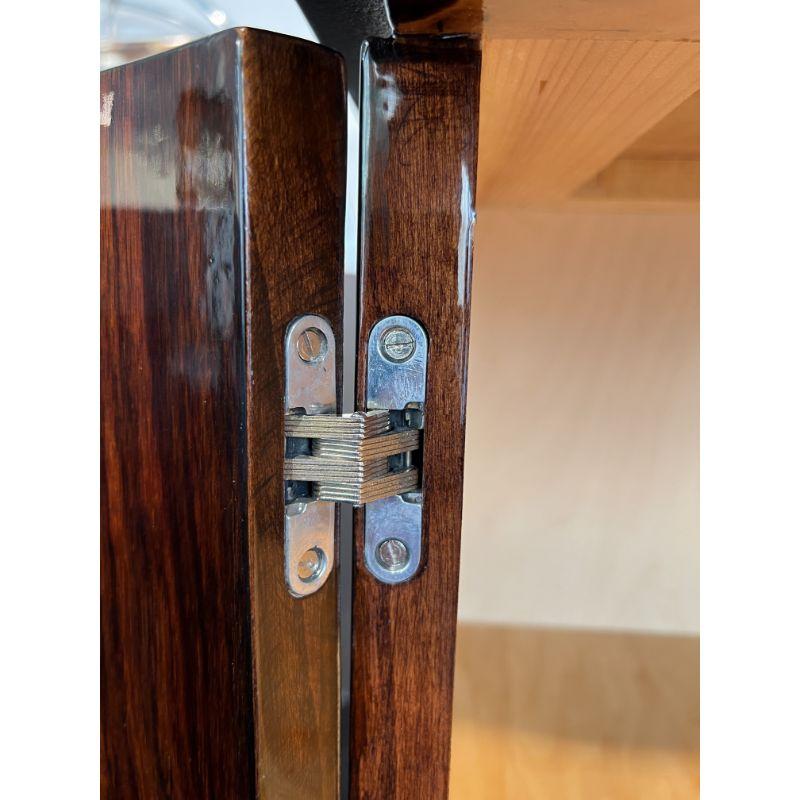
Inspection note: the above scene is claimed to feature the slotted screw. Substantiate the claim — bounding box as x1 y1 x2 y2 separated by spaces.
379 326 416 363
376 538 410 572
297 327 328 364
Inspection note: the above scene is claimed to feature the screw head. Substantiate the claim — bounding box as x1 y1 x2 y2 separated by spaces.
376 538 410 572
297 547 326 583
379 326 416 363
296 327 328 364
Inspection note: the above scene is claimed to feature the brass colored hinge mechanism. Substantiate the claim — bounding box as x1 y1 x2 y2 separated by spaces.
284 411 419 505
283 315 427 596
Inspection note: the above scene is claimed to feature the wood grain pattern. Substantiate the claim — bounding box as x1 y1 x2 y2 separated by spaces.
240 30 346 800
101 29 345 799
349 37 481 800
389 0 700 208
100 34 253 798
450 625 699 799
388 0 698 40
573 91 699 204
477 36 700 205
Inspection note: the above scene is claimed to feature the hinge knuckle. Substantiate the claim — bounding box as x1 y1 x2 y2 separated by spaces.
284 410 420 505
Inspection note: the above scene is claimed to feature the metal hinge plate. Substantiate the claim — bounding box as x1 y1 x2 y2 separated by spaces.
283 314 427 596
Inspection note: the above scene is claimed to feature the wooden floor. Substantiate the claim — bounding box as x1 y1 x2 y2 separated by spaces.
450 625 699 799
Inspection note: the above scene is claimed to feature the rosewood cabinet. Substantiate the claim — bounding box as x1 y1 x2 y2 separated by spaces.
101 27 479 800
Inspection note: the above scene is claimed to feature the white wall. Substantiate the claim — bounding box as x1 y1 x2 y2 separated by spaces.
458 206 699 634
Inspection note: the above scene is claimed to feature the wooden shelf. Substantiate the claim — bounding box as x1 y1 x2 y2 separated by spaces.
450 625 699 799
478 41 699 207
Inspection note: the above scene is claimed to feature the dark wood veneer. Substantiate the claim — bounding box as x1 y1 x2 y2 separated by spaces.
241 30 345 800
101 29 345 799
350 37 481 800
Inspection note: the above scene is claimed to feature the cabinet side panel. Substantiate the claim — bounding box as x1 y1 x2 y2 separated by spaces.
240 30 346 800
350 37 481 800
100 33 255 799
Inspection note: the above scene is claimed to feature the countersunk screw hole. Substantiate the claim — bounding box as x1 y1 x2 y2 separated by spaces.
297 547 326 583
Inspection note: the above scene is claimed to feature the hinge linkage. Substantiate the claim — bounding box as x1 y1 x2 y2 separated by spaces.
284 410 419 505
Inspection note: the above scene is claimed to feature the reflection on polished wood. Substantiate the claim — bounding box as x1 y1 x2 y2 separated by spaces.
100 30 345 798
450 625 699 799
350 37 480 800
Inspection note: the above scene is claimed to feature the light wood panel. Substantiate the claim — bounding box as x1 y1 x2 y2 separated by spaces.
450 624 699 800
576 157 699 202
460 207 699 632
624 92 699 160
574 91 699 203
478 37 699 205
388 0 698 41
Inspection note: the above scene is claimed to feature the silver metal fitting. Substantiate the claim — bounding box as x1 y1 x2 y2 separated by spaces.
285 500 334 597
364 316 428 584
283 315 337 598
283 313 428 595
364 492 423 584
379 326 416 363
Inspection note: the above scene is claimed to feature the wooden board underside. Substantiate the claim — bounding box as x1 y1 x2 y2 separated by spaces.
387 0 698 41
478 37 699 206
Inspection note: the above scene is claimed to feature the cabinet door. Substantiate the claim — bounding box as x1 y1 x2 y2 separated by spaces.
349 37 481 800
100 29 345 799
102 27 482 800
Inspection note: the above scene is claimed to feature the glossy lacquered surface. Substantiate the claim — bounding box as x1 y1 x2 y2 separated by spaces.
100 29 345 799
239 31 345 800
350 37 481 800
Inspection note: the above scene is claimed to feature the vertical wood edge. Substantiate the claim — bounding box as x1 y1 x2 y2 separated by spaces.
350 35 481 800
240 29 347 800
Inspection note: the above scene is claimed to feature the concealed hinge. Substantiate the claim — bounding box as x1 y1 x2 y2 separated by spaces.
285 411 419 504
283 314 427 596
